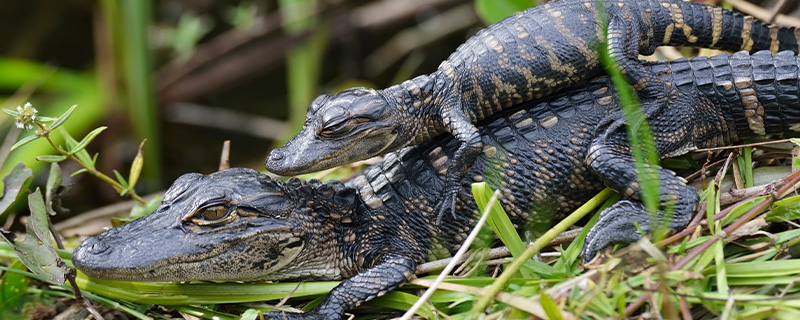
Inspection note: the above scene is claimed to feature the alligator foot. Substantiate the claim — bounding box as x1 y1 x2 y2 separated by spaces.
584 134 698 261
433 142 480 225
265 310 329 320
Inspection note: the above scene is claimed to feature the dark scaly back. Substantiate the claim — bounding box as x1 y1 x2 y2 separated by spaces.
380 0 800 130
357 50 800 257
353 81 613 255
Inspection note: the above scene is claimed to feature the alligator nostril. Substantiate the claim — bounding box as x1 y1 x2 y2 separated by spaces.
87 241 110 254
269 150 285 161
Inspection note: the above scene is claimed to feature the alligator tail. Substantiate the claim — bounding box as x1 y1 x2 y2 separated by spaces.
655 0 800 54
653 50 800 139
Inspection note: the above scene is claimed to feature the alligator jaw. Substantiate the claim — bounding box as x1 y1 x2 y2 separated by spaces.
72 168 314 282
266 87 408 175
73 211 302 282
266 126 400 175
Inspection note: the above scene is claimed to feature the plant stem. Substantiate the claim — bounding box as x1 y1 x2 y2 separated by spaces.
37 123 146 204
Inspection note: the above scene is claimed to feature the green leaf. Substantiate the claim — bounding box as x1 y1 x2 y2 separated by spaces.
71 168 88 177
367 291 434 319
49 104 77 130
720 196 767 226
131 196 161 219
472 183 526 257
68 126 106 154
2 109 19 117
0 188 68 285
238 309 259 320
0 260 30 312
45 163 63 216
475 0 536 24
113 170 129 195
471 182 532 278
10 135 40 152
767 194 800 222
60 127 96 171
34 155 68 163
0 163 33 217
540 292 563 320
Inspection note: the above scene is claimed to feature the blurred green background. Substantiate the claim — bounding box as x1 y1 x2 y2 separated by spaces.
0 0 504 222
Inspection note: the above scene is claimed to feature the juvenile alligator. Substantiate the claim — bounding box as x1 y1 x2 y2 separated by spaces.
75 50 800 319
266 0 800 221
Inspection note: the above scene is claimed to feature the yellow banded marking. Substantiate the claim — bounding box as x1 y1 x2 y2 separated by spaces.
710 7 723 47
740 15 754 51
662 24 674 44
770 25 780 53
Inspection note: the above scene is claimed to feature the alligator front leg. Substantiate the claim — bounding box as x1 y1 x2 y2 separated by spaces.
435 98 482 224
582 141 698 260
266 253 417 320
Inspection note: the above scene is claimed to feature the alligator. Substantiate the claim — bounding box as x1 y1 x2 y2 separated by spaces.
266 0 800 222
74 50 800 319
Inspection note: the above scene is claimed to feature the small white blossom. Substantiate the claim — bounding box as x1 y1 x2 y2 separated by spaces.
14 102 38 131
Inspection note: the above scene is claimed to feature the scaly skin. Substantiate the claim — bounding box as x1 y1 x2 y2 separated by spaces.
266 0 800 221
75 51 800 319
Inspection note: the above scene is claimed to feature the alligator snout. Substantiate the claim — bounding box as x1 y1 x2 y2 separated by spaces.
72 237 110 273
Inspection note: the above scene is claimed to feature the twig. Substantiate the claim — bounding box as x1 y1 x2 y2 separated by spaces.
415 228 582 274
692 138 797 153
165 102 288 140
725 0 800 27
219 140 231 171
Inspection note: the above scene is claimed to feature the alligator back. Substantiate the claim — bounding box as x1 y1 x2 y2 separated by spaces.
430 0 800 122
362 50 800 250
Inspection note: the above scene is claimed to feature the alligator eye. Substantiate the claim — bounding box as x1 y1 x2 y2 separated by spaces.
200 205 229 221
320 118 356 137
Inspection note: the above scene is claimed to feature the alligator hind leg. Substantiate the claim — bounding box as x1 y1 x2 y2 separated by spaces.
582 141 698 260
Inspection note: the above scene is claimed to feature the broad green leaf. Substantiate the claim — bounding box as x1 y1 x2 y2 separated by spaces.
767 194 800 222
0 189 68 284
0 163 33 217
49 104 77 130
114 196 162 226
69 126 106 154
0 260 30 311
475 0 536 25
34 155 67 163
131 196 161 219
9 135 40 152
45 163 63 216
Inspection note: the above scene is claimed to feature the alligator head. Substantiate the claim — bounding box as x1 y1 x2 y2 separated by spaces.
266 87 410 175
73 168 359 282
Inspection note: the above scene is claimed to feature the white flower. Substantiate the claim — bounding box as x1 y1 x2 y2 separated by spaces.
15 102 38 131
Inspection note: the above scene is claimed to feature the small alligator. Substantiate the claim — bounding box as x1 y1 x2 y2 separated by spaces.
75 50 800 319
266 0 800 221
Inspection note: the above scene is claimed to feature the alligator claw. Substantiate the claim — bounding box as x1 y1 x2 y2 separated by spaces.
434 186 460 225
